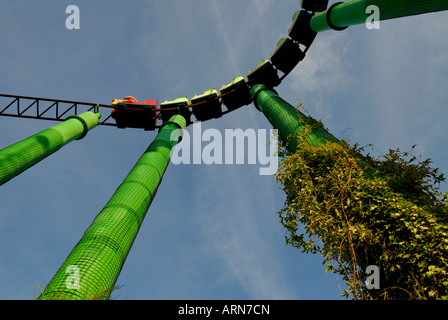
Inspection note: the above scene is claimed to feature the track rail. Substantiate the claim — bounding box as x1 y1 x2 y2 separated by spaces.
0 90 240 129
0 93 116 127
0 3 322 129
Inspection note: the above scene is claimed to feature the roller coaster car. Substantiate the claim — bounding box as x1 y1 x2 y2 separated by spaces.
111 96 158 131
160 97 191 127
246 60 281 89
191 89 222 122
270 37 305 75
220 76 252 111
289 10 317 48
300 0 329 13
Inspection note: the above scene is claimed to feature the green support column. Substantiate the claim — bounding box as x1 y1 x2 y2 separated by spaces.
251 84 339 153
38 114 186 300
310 0 448 33
0 112 101 186
251 84 379 177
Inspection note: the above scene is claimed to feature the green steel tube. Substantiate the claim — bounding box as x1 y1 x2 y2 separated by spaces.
310 0 448 32
0 112 101 186
251 84 339 153
251 84 380 177
38 114 186 300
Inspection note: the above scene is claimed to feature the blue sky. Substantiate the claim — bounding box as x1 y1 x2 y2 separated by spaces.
0 1 447 300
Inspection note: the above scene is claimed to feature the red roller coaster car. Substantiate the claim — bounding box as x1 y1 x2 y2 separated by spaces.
111 96 158 131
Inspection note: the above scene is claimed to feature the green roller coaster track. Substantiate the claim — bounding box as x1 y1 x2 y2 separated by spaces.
311 0 448 32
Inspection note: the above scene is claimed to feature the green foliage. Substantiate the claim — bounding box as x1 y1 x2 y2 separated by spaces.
275 114 448 300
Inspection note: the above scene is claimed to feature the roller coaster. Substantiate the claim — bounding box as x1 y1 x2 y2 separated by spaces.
1 0 447 300
0 1 317 131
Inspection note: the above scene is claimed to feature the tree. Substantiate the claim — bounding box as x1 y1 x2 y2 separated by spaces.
275 111 448 299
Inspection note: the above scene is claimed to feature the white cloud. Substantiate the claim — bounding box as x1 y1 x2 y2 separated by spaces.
358 14 448 154
210 0 241 76
284 30 353 123
191 164 296 299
